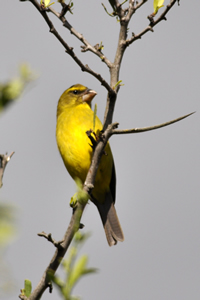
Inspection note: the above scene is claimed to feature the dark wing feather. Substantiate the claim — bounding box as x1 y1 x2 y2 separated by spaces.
109 161 116 203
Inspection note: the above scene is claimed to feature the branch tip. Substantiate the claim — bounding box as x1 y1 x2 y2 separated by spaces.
0 151 15 188
112 112 195 135
38 231 64 249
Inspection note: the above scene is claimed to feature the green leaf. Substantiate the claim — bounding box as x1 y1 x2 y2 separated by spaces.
70 297 80 300
82 267 98 275
70 193 78 208
0 64 37 111
21 279 32 297
52 232 96 299
113 80 124 90
3 78 24 100
74 231 90 244
62 246 77 274
40 0 55 7
153 0 165 14
68 255 88 287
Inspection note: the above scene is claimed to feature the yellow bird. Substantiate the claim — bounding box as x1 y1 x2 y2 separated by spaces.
56 84 124 246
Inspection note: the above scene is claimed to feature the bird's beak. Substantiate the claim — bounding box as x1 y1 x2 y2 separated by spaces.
82 89 97 103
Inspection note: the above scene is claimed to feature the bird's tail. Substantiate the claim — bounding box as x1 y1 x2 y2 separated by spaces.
94 192 124 246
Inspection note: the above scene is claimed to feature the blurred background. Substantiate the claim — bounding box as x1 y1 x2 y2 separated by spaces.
0 1 200 299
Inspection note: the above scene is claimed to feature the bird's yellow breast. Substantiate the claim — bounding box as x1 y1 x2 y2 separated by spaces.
56 102 113 203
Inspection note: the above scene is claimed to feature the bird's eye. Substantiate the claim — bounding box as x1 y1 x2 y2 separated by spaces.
73 90 78 95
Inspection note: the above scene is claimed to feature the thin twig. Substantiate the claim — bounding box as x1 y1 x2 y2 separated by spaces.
112 112 195 135
126 0 178 46
28 0 113 94
38 232 64 249
135 0 148 11
28 201 87 300
124 0 148 21
19 1 184 299
48 6 113 69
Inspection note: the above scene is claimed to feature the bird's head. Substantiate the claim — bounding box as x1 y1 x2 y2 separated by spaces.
57 84 97 117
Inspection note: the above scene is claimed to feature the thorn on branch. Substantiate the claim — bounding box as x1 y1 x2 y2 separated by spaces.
81 45 89 52
149 26 154 32
65 47 73 54
49 27 55 33
79 223 85 229
85 64 93 72
47 281 53 293
38 231 64 249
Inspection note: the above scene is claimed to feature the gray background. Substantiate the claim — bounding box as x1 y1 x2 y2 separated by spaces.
1 1 200 299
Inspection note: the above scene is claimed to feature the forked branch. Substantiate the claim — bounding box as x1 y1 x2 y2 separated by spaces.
48 6 113 69
27 0 113 93
18 1 189 300
126 0 179 46
20 200 87 300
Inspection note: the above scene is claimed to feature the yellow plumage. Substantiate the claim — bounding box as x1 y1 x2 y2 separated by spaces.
56 84 124 246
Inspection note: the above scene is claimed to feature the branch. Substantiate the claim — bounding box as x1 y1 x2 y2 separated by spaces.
0 152 14 188
112 112 195 135
48 6 113 69
84 123 118 188
19 1 186 299
27 0 113 94
126 0 178 46
26 200 87 300
135 0 148 11
123 0 148 21
147 0 178 25
38 231 64 249
102 0 179 127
